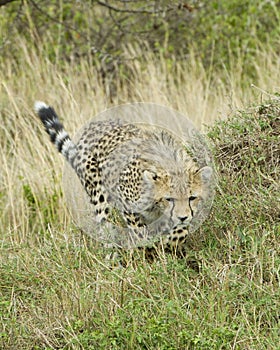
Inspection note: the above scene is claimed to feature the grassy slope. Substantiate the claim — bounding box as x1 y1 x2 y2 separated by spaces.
1 42 280 349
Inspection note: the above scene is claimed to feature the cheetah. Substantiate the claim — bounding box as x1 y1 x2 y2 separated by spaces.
34 102 213 250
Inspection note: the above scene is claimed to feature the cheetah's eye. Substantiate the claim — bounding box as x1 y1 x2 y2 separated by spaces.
165 197 174 202
189 196 197 201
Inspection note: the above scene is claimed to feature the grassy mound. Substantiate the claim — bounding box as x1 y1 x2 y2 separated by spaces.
1 99 279 349
209 99 279 228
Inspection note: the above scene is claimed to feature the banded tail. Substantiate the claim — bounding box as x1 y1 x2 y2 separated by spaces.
34 101 77 167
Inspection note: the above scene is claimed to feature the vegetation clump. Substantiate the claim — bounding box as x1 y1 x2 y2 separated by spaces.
208 99 280 228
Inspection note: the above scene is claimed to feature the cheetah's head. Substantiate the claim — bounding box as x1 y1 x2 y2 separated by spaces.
142 164 213 229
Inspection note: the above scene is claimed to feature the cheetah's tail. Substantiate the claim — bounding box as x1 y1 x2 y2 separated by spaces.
34 101 77 167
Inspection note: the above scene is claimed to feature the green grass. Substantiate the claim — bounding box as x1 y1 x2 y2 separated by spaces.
1 227 279 350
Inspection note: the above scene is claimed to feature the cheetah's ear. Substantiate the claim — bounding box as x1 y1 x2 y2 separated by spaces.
194 166 213 185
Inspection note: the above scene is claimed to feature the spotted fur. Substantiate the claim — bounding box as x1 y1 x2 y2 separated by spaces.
35 102 213 249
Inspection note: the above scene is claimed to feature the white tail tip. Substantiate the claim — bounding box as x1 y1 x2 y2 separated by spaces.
34 101 49 113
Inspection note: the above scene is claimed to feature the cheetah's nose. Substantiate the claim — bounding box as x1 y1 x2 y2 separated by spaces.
178 216 188 222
